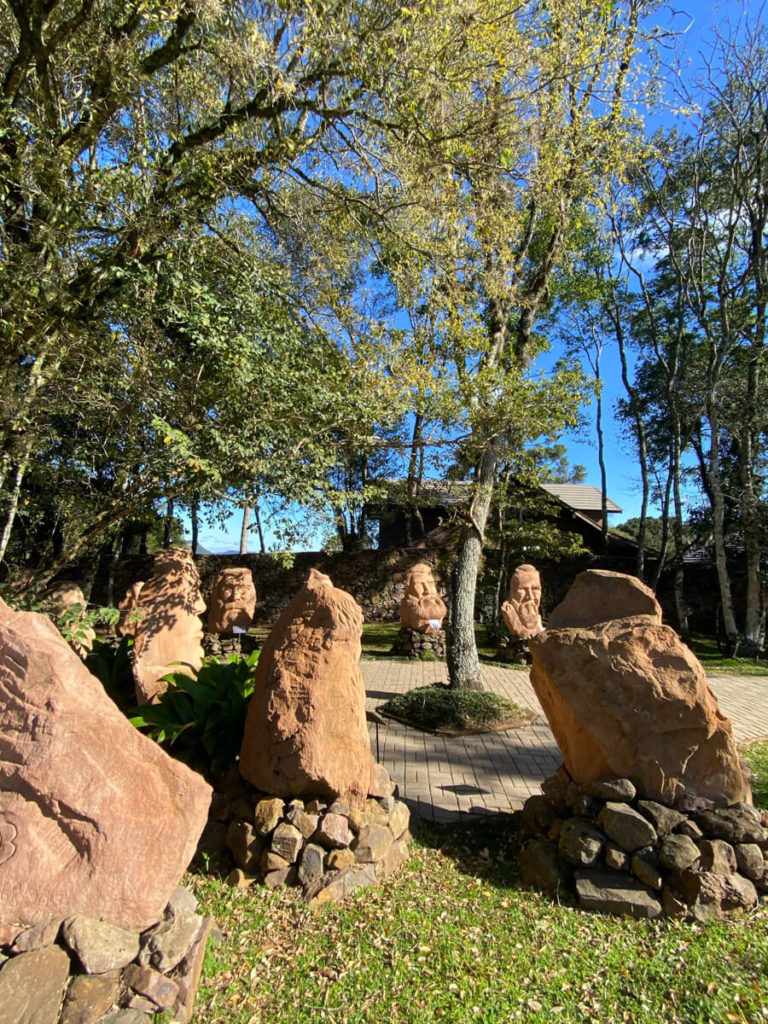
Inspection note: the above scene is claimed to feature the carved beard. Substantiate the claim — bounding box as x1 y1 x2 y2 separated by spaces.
514 597 540 630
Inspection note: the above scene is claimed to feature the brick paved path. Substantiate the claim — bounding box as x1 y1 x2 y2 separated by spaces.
362 659 768 823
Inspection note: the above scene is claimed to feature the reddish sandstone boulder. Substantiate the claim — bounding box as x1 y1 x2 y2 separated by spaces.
239 570 372 808
133 547 206 704
529 615 750 807
0 598 211 933
547 569 662 629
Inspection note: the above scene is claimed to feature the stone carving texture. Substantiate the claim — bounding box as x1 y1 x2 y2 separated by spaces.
0 597 211 933
547 568 662 629
117 581 144 637
529 572 750 807
207 568 256 634
399 563 447 632
500 563 544 639
239 569 372 808
133 547 205 704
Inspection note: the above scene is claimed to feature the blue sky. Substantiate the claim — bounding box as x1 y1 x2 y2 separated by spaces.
192 0 755 553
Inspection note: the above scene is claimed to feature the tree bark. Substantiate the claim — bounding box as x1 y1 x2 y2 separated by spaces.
0 458 27 564
239 505 251 555
447 446 497 691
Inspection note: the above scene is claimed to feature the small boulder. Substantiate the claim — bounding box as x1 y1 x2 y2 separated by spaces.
597 803 657 853
574 869 662 918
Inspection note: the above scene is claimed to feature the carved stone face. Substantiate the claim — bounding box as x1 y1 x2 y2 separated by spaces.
117 581 144 637
132 548 205 704
400 563 448 633
501 563 543 639
207 568 256 634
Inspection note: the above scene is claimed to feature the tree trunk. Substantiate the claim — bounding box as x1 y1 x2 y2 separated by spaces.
447 446 497 691
254 503 266 553
190 495 199 554
613 302 650 579
239 505 251 555
163 498 174 548
0 458 27 563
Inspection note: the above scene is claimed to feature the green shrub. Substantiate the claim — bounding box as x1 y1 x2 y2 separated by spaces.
379 683 536 733
130 652 259 779
86 636 135 711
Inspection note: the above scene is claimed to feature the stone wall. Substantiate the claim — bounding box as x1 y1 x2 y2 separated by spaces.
91 547 722 633
99 548 455 626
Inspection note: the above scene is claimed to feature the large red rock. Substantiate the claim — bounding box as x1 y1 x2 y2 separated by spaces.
0 598 211 933
133 547 205 704
529 615 750 807
547 569 662 629
239 570 372 808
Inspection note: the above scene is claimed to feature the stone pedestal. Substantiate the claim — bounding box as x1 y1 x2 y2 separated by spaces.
203 631 260 660
391 626 446 659
495 636 531 665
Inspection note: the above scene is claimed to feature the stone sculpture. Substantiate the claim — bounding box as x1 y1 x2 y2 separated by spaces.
117 581 144 637
399 563 447 632
239 569 373 808
500 563 544 639
207 568 256 634
529 570 750 807
0 597 211 933
132 547 205 704
44 582 96 656
547 568 662 629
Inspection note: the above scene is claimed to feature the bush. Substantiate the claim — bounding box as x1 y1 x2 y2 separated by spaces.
86 636 136 711
378 683 536 734
130 652 259 779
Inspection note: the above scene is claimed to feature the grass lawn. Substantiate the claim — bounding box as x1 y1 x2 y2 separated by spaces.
688 634 768 676
361 621 505 663
188 743 768 1024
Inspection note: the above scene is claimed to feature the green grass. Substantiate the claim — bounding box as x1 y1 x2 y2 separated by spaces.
378 684 536 734
689 633 768 676
361 622 506 663
189 815 768 1024
743 740 768 810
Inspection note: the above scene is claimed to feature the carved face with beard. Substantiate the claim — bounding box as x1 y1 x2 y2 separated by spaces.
501 564 543 640
399 563 448 633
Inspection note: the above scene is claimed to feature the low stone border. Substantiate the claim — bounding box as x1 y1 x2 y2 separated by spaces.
202 631 260 659
202 771 412 905
494 636 531 665
0 886 214 1024
518 766 768 920
391 627 446 659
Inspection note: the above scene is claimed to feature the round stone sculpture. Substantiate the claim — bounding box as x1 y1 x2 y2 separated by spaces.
500 563 543 640
207 568 256 634
399 563 447 633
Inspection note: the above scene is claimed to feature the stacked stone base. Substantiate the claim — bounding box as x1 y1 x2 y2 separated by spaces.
204 773 412 905
202 630 260 659
391 627 445 659
518 766 768 920
0 886 214 1024
495 636 531 665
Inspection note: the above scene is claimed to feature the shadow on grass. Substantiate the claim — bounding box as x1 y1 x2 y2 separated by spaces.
408 810 528 892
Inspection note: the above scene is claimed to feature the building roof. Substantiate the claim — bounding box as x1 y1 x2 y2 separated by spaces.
540 483 622 514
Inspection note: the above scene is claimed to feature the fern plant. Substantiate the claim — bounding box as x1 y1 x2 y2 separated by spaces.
130 652 259 779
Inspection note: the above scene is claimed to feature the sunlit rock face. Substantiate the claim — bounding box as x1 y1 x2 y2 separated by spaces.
0 597 211 933
529 571 750 808
399 563 447 633
207 568 256 634
500 563 544 640
132 547 205 704
239 569 372 809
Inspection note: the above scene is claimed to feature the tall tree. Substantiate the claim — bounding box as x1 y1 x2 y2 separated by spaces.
377 0 659 688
